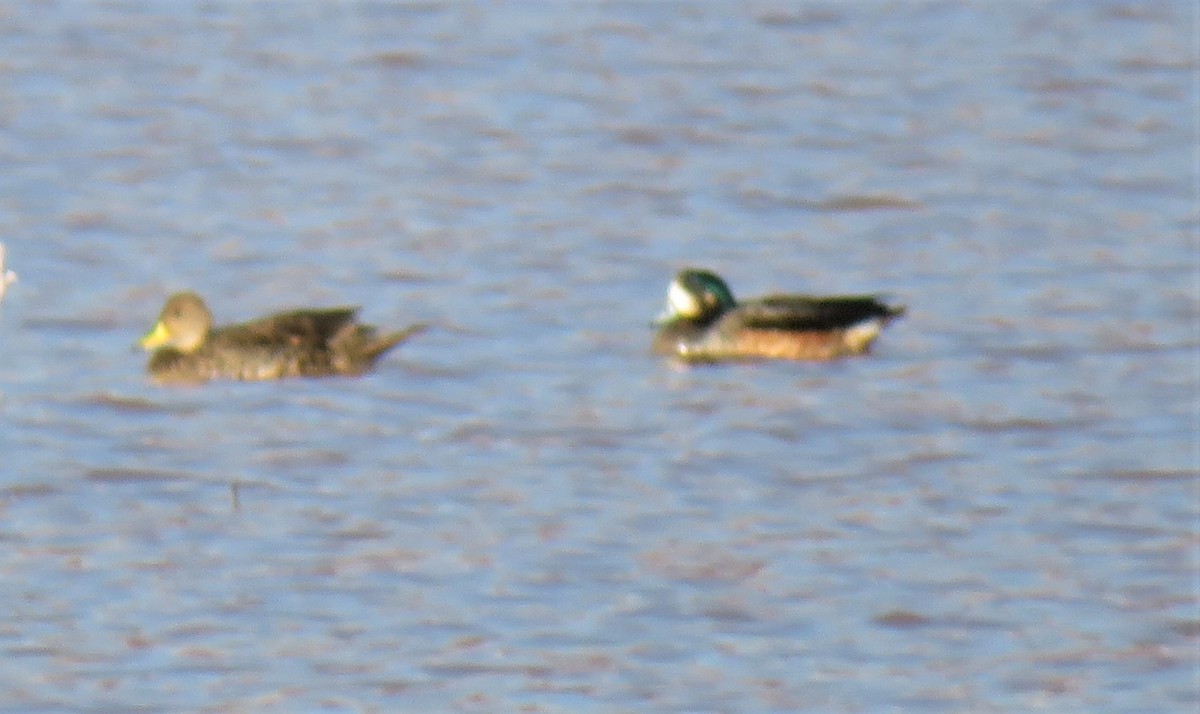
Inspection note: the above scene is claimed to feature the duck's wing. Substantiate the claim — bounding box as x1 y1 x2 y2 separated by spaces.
213 307 361 349
737 294 904 331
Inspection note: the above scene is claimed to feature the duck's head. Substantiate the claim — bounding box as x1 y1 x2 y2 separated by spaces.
139 291 212 353
655 269 736 323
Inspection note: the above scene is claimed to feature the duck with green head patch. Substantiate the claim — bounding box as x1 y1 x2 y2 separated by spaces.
653 269 905 362
138 291 427 384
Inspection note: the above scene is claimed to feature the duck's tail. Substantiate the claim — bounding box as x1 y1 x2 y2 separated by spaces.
364 322 429 362
844 302 905 354
883 303 907 321
330 321 428 374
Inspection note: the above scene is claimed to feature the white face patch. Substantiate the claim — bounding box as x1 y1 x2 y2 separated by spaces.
667 279 701 317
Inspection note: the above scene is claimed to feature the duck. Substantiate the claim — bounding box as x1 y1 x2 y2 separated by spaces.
652 268 904 362
138 291 427 383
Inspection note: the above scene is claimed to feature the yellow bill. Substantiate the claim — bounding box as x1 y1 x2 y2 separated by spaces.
139 321 172 350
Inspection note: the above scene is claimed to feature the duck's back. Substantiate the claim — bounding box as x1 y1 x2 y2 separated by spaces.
218 307 358 348
735 294 903 331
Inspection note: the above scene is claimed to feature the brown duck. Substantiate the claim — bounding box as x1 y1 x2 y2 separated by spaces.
138 291 426 383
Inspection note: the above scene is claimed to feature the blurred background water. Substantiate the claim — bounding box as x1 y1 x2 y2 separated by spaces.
0 1 1196 711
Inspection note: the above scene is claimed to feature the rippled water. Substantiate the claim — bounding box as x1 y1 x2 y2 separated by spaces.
0 2 1196 711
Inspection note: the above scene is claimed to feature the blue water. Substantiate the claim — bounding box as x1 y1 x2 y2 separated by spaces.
0 1 1196 711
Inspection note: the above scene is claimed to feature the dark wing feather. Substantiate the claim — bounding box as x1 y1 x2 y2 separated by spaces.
738 295 902 331
211 307 361 349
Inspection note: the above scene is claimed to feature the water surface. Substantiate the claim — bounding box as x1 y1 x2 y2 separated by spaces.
0 2 1195 712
